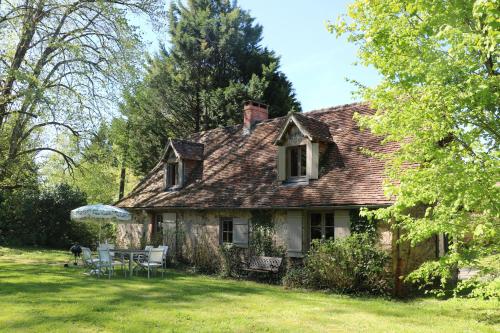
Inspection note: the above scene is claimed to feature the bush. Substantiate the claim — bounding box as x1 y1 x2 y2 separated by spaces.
303 233 391 295
219 243 245 278
282 266 315 289
455 277 500 300
0 183 114 249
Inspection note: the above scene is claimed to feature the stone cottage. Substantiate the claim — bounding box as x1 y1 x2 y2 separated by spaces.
115 101 443 289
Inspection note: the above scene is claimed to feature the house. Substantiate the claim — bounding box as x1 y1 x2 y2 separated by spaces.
116 101 439 287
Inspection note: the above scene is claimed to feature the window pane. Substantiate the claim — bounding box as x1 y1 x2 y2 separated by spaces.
172 164 178 185
310 213 321 227
155 214 163 233
325 227 335 240
300 145 306 176
311 227 322 240
290 147 299 177
311 213 322 240
223 220 232 232
222 219 233 243
325 213 334 226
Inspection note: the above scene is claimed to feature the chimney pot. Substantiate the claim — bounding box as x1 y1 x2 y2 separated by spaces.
243 101 268 132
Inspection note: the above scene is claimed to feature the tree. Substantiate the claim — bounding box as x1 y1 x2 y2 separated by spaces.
121 0 301 175
330 0 499 293
44 123 138 204
0 0 163 189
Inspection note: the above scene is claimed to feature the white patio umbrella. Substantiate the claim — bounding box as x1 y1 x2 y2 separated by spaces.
70 204 132 243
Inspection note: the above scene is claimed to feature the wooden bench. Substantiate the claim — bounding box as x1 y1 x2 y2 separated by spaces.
242 256 283 277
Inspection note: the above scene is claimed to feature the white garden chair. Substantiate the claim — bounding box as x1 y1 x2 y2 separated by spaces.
137 248 164 279
81 247 100 275
97 248 121 279
133 245 153 271
157 245 169 270
98 244 125 276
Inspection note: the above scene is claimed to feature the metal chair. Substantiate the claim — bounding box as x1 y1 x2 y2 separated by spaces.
97 248 120 279
81 247 100 275
137 248 164 279
98 244 125 276
157 245 169 271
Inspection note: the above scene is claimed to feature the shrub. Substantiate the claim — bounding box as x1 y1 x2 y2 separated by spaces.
219 243 245 277
455 277 500 300
304 233 391 295
282 266 315 289
454 254 500 300
0 183 113 249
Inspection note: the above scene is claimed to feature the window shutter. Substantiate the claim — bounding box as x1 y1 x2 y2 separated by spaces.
163 164 168 189
177 161 184 187
306 141 319 179
334 210 350 239
287 210 303 257
277 146 286 181
233 217 248 248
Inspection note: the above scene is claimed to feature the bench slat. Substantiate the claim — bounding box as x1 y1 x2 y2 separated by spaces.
245 256 282 273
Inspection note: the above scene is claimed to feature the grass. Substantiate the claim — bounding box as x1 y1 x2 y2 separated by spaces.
0 247 498 333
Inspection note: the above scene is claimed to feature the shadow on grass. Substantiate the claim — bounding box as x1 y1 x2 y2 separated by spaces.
1 250 498 332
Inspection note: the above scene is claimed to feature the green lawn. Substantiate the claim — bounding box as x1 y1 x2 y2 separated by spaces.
0 247 498 333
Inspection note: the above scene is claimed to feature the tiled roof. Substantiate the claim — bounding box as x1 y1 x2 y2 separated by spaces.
168 139 204 161
116 103 397 209
291 112 333 143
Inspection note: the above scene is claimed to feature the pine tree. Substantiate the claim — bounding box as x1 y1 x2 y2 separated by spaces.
120 0 301 175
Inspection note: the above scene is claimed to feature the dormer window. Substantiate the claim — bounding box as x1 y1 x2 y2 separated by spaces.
167 162 178 187
287 145 306 179
164 149 181 190
274 112 333 183
162 138 205 191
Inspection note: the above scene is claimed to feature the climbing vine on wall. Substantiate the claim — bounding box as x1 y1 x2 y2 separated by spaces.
249 210 285 257
350 208 377 238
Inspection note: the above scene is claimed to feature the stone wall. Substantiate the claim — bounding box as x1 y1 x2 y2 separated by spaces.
116 210 150 248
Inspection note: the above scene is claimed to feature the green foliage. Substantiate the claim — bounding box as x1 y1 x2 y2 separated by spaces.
454 254 500 300
219 243 244 277
249 210 285 257
120 0 301 175
350 208 377 236
0 183 112 249
455 277 500 300
330 0 499 295
44 123 139 204
304 234 391 295
282 266 315 289
0 0 160 189
405 258 458 297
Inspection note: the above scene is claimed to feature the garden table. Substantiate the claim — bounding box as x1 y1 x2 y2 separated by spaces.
113 249 149 277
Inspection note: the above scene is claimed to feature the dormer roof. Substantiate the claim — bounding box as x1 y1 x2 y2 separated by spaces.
274 112 333 145
162 139 204 161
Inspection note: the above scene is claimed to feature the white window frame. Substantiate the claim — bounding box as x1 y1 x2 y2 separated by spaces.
286 145 307 181
309 212 335 241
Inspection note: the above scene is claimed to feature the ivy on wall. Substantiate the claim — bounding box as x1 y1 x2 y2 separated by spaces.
350 208 377 238
249 210 285 257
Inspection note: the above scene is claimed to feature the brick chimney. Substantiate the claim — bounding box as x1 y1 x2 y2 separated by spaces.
243 101 268 132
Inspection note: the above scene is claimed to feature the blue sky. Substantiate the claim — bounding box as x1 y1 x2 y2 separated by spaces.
140 0 380 112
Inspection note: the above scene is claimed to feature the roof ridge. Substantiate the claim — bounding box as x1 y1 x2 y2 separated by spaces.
185 102 367 138
172 138 205 145
305 102 368 116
